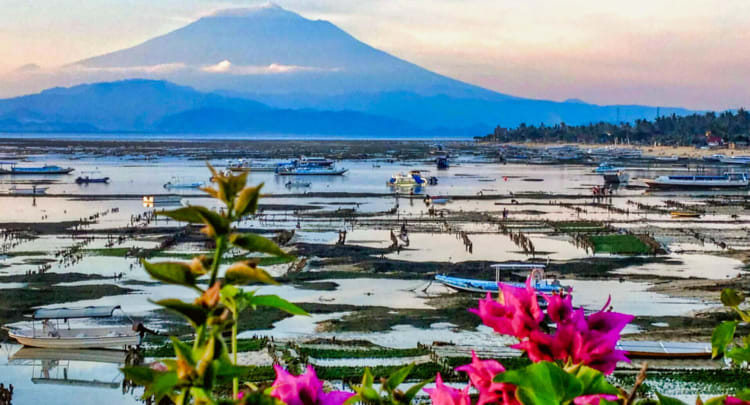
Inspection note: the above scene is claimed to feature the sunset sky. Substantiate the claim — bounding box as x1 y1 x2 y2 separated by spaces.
1 0 749 109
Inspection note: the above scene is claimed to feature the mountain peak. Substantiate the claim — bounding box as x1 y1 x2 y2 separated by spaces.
206 3 300 19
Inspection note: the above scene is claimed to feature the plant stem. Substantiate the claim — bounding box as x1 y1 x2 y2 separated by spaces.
209 235 226 287
232 312 239 399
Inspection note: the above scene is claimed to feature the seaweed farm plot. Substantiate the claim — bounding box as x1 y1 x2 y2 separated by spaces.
2 140 750 402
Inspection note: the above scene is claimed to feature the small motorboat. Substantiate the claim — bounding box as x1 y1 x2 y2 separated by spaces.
387 170 435 187
285 181 311 188
4 305 142 349
75 176 110 184
593 162 625 174
163 178 205 189
435 264 567 294
671 211 701 218
645 172 749 189
7 185 48 195
655 155 680 162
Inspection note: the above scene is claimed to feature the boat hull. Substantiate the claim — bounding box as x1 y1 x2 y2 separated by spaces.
9 331 138 349
0 168 75 175
277 169 347 175
435 275 563 294
644 180 749 189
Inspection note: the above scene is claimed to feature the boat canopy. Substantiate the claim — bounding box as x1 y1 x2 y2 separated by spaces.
32 305 122 320
490 263 546 270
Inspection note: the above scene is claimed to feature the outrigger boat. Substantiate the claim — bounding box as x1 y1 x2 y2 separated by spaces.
0 162 74 175
276 165 347 175
6 185 48 195
75 176 110 184
163 178 205 189
4 305 141 349
227 159 279 172
644 172 749 189
593 162 625 174
435 263 568 294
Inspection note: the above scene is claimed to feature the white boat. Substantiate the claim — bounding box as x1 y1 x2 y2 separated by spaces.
284 181 311 188
602 171 629 184
163 177 205 189
655 155 680 162
299 156 335 167
7 185 48 195
276 165 347 175
703 154 726 162
720 156 750 165
4 306 141 349
644 172 749 189
227 159 279 172
387 170 431 187
593 162 625 174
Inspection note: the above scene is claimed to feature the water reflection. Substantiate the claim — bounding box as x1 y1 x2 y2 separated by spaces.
0 344 141 404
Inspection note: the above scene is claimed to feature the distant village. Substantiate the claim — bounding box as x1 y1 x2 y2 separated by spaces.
478 109 750 148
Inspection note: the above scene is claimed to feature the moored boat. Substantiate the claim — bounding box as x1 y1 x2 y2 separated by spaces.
6 185 48 195
163 178 205 189
387 170 431 187
75 176 110 184
720 156 750 165
276 165 347 175
671 211 701 218
299 156 335 167
615 341 711 359
436 156 449 169
435 263 567 294
0 162 74 175
4 305 141 349
593 162 625 174
227 159 279 172
644 172 749 189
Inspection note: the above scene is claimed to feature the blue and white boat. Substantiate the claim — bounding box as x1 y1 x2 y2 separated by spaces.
276 165 347 175
593 162 625 174
387 170 434 187
163 177 205 189
435 263 567 294
0 162 74 175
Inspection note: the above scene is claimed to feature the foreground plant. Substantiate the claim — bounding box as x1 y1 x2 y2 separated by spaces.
123 165 309 404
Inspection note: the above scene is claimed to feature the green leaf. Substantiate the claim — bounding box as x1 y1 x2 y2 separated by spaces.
721 289 745 307
154 299 209 327
142 259 198 287
250 294 309 316
229 233 290 257
195 207 230 237
225 262 278 285
235 184 263 218
656 392 689 405
171 336 196 366
385 363 414 392
711 321 738 358
404 376 435 402
157 206 206 223
495 362 583 405
736 389 750 401
148 370 181 399
727 346 750 364
122 365 159 385
703 396 725 405
574 365 620 396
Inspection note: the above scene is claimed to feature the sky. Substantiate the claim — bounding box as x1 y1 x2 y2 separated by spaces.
0 0 749 110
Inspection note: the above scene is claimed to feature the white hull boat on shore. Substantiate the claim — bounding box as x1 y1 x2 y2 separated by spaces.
720 156 750 165
6 185 48 195
644 172 749 189
4 305 142 350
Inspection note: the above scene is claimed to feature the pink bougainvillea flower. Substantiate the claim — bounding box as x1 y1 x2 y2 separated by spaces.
455 350 506 405
470 292 516 336
424 373 471 405
586 310 634 336
726 396 750 405
573 394 619 405
571 329 631 375
542 292 574 324
470 279 544 339
271 365 354 405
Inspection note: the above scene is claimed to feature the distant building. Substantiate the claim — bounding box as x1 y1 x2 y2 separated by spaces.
705 131 724 147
